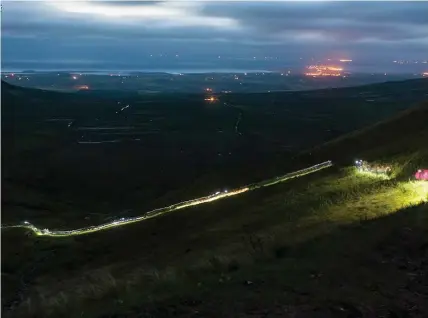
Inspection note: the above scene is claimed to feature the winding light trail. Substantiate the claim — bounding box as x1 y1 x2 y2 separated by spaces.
224 102 243 135
1 161 333 238
234 112 243 135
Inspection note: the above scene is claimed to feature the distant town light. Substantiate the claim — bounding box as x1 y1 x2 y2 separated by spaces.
305 65 343 77
204 96 217 102
75 85 89 90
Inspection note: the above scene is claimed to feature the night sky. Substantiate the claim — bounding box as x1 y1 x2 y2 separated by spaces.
2 1 428 72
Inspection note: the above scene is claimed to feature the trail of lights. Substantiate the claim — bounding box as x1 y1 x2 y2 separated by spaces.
224 102 243 136
234 112 243 135
1 161 332 238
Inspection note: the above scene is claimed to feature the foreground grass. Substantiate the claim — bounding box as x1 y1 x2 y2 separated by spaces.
4 158 427 317
9 203 428 318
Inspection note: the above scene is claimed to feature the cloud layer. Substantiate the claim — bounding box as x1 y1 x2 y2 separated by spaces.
2 1 428 70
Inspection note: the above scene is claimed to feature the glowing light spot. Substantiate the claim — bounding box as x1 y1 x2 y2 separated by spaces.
305 65 343 77
355 160 392 179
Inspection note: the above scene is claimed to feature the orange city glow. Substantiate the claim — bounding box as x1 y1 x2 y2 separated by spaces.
204 96 217 102
305 65 343 77
75 85 89 90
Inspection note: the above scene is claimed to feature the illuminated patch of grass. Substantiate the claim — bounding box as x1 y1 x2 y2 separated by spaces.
354 168 391 180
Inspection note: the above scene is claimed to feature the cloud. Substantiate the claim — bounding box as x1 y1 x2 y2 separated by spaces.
202 1 428 43
47 1 238 28
2 1 428 68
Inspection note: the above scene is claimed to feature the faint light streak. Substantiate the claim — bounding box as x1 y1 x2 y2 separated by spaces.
204 96 217 102
75 85 89 90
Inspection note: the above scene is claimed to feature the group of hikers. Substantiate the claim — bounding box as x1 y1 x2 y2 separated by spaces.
355 160 392 175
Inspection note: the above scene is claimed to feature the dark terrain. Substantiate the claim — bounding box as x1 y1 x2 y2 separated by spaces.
2 78 428 228
1 78 428 317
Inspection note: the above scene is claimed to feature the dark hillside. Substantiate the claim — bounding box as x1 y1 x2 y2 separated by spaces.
3 78 427 228
2 79 428 318
298 100 428 166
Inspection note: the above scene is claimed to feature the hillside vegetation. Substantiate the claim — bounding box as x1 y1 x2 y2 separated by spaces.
2 80 428 317
300 100 428 165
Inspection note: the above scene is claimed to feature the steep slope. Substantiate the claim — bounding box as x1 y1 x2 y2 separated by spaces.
298 100 428 167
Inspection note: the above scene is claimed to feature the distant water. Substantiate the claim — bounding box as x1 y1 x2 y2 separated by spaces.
1 69 272 75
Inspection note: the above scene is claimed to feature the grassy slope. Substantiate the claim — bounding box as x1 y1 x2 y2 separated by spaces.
298 100 428 166
2 83 428 317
